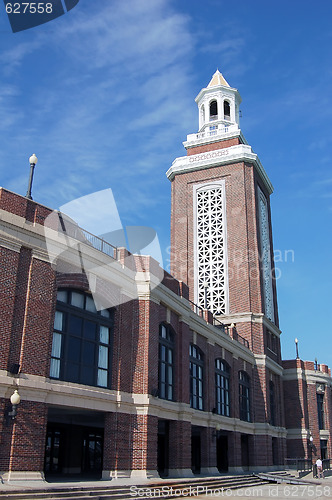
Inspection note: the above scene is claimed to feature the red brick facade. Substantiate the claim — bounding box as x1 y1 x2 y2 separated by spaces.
0 73 330 481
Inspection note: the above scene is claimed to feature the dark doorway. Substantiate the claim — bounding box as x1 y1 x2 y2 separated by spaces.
272 437 278 465
45 423 103 478
157 420 169 477
191 427 201 474
82 431 103 474
45 408 105 479
241 434 249 470
217 434 228 472
45 428 63 474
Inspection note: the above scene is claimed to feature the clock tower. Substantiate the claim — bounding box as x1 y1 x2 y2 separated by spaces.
167 70 280 352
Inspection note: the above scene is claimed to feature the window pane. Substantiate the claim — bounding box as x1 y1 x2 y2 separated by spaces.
51 332 62 358
100 309 110 318
161 325 167 338
81 365 94 386
54 311 64 331
86 296 97 313
97 369 108 387
66 363 79 383
57 290 67 303
68 315 83 335
67 337 81 362
82 341 95 365
100 325 109 344
50 358 60 378
98 345 108 369
71 292 84 308
83 320 96 340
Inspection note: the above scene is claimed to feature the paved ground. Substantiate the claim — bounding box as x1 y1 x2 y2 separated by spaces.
191 473 332 500
1 472 332 499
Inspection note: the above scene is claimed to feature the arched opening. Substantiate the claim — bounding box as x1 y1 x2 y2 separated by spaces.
224 100 231 121
200 104 205 125
209 100 218 120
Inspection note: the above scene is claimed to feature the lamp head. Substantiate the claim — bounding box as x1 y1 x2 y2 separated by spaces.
10 389 21 406
29 154 38 166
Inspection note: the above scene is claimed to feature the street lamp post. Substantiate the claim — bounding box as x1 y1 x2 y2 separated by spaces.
295 338 299 359
26 154 38 200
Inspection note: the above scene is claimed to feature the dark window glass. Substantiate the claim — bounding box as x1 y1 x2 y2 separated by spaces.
190 344 204 410
224 100 230 120
317 393 325 430
50 289 113 389
158 324 174 401
210 100 218 118
239 371 251 422
270 381 276 426
215 359 230 417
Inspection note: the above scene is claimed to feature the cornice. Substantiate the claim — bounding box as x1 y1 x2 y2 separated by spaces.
254 355 283 376
166 144 274 195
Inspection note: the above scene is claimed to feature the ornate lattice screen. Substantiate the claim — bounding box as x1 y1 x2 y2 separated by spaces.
258 186 274 322
194 182 229 315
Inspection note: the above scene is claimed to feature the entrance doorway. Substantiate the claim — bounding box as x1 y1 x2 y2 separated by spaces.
241 434 249 470
191 427 201 474
157 420 169 477
45 407 105 479
216 434 228 472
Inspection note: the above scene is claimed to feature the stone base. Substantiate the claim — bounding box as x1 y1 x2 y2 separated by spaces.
1 471 45 482
201 467 220 475
168 468 194 478
102 469 160 480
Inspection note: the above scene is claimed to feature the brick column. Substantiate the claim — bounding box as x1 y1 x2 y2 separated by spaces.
228 431 242 472
201 426 218 475
168 420 193 477
0 401 47 481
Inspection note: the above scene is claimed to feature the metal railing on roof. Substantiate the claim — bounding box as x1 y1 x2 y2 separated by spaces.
58 213 117 260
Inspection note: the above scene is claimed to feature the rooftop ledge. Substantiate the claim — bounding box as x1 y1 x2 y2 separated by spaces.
166 143 274 194
184 124 247 149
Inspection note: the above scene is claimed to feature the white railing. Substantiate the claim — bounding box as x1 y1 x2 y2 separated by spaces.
186 124 239 142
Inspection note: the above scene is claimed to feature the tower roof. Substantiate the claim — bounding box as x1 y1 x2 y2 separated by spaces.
207 69 230 88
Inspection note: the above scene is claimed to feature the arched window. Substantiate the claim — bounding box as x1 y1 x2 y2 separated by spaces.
269 381 276 426
159 324 174 401
239 371 251 422
201 104 205 124
215 359 230 416
190 344 204 410
223 100 230 121
209 100 218 120
50 289 114 388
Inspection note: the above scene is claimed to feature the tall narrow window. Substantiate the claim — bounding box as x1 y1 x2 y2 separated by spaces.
194 181 229 315
209 100 218 120
239 371 251 422
317 393 325 430
215 359 230 416
269 381 276 426
190 344 204 410
159 324 174 401
258 186 275 322
223 100 230 120
50 289 113 388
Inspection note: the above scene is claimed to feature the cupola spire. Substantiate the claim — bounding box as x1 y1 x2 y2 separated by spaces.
195 69 241 133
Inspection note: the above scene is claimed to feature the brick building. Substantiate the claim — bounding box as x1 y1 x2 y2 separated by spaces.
0 70 330 481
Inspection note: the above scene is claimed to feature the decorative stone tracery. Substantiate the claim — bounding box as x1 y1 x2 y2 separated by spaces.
194 181 228 315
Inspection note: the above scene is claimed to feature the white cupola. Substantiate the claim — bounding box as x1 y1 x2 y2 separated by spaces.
195 70 242 133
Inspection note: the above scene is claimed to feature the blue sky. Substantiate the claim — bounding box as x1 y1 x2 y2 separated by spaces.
0 0 331 367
